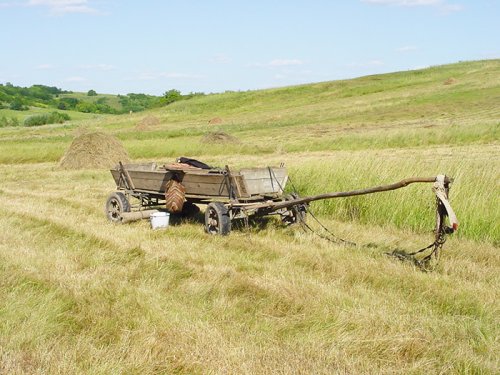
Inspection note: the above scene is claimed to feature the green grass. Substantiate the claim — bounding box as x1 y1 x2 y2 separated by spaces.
0 59 498 374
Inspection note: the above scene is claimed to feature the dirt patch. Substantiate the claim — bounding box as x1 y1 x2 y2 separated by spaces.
208 117 223 125
59 132 130 169
443 78 457 85
201 131 239 144
136 115 160 130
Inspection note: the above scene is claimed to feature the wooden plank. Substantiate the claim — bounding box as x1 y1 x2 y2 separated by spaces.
239 167 287 180
122 162 157 171
183 181 229 196
240 168 287 190
179 173 227 184
240 167 288 195
232 175 250 198
126 170 173 192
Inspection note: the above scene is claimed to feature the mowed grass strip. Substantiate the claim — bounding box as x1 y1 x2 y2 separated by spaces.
0 161 499 374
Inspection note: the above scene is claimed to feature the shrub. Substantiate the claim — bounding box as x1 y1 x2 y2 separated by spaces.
0 116 20 127
24 111 70 127
87 89 97 96
9 99 28 111
57 97 79 110
75 102 97 113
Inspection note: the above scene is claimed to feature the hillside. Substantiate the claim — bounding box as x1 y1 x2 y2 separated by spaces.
0 60 498 374
1 60 498 159
0 84 194 121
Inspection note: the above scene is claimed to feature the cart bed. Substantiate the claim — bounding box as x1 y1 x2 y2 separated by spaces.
111 162 288 200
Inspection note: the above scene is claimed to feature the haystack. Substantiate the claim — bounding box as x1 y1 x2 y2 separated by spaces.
201 131 239 144
136 115 160 130
59 132 130 169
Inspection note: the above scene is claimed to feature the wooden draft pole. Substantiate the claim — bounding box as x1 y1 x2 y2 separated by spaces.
251 176 448 209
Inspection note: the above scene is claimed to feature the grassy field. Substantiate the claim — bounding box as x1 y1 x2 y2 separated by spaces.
0 106 104 124
0 60 498 374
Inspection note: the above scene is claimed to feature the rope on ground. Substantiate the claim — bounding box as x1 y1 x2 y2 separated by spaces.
385 175 454 271
299 206 357 246
273 169 455 271
284 173 356 246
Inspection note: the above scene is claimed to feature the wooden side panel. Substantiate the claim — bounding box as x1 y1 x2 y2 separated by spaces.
126 170 174 192
110 170 122 187
240 167 288 195
182 173 229 196
121 162 157 171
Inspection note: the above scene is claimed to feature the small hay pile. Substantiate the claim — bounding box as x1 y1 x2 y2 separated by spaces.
208 117 223 125
443 77 457 85
59 132 130 169
136 115 160 130
201 131 239 144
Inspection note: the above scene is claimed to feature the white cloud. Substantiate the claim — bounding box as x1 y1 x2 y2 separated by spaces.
36 63 55 69
348 60 385 67
249 59 304 68
209 54 231 64
77 63 115 71
132 72 203 81
363 0 439 5
135 73 156 81
441 3 462 12
268 59 304 67
159 72 203 79
0 1 20 8
361 0 463 12
65 76 86 82
397 45 418 52
28 0 99 14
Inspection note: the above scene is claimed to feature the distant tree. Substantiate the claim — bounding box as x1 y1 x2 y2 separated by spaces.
76 102 97 113
162 89 182 105
87 89 97 96
57 97 79 110
9 98 28 111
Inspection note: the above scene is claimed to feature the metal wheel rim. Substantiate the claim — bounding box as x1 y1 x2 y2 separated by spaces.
206 207 219 234
107 197 122 221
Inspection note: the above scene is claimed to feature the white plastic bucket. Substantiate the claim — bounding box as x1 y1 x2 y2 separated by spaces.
150 211 170 230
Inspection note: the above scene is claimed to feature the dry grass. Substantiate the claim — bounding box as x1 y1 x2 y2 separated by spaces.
0 149 498 374
0 60 499 374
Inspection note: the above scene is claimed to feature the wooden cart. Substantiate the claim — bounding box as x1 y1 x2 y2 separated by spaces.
105 161 303 234
105 161 458 238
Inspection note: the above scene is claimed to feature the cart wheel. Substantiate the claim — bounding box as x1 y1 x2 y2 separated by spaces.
281 194 307 226
105 192 131 223
205 202 231 235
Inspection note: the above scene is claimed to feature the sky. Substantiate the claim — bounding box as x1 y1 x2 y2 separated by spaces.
0 0 498 95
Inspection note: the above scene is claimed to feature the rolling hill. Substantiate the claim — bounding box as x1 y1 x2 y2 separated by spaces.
0 60 498 374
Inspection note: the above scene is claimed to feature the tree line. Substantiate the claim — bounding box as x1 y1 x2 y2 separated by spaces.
0 83 204 115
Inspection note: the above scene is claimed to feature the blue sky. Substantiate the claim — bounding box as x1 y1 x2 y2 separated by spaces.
0 0 498 95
